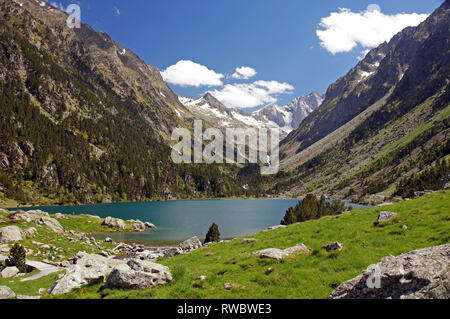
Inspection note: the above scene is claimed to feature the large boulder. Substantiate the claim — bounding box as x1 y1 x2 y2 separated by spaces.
102 216 126 230
253 244 310 261
106 259 172 290
178 236 202 253
48 253 124 295
329 244 450 299
0 286 16 299
1 267 19 278
0 226 23 243
133 220 146 232
376 211 398 225
9 209 47 223
42 217 64 233
9 210 63 233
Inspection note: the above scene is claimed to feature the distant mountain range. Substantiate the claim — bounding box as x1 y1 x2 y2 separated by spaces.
178 92 323 135
0 0 448 207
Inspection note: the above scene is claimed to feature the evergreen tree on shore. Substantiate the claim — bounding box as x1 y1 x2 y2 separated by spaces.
204 222 221 244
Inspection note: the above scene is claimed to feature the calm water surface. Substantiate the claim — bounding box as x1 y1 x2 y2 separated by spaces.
14 199 368 244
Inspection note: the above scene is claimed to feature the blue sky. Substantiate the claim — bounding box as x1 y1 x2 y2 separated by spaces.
52 0 441 111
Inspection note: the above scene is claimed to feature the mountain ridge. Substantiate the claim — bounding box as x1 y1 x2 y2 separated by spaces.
178 92 323 135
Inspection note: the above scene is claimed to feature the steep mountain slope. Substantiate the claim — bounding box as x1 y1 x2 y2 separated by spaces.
275 1 449 203
282 1 449 155
0 0 265 206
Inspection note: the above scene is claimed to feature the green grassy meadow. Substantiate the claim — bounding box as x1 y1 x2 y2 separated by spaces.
54 190 449 299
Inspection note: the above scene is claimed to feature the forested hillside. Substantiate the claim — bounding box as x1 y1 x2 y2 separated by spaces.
0 0 264 206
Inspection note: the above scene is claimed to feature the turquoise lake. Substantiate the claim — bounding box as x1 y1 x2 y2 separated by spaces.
14 199 368 245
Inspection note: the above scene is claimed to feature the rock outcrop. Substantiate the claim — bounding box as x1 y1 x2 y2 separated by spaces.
261 225 287 233
0 286 16 299
133 220 146 232
145 222 157 229
376 211 398 225
0 226 23 243
253 244 310 261
106 259 172 290
102 217 126 230
48 253 124 295
329 244 450 299
9 210 63 233
1 266 19 278
322 242 344 252
24 227 38 237
178 236 202 253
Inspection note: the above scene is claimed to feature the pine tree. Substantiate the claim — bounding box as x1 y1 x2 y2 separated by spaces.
7 244 27 273
204 222 220 244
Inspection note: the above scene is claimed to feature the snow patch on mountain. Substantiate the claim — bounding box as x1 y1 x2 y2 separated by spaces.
178 92 323 135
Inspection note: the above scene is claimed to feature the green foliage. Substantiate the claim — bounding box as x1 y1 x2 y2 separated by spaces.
57 191 450 299
281 194 346 225
395 158 449 198
204 222 221 244
7 243 27 273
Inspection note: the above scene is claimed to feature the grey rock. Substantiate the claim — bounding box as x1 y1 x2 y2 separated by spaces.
377 211 398 225
133 220 146 232
24 227 38 237
106 259 172 290
329 244 450 299
262 225 287 233
253 244 310 261
162 247 183 258
178 236 202 253
42 217 64 233
322 242 344 252
9 210 64 233
48 253 125 295
102 216 126 229
0 286 16 299
0 226 23 243
145 222 157 229
0 244 10 254
1 266 20 278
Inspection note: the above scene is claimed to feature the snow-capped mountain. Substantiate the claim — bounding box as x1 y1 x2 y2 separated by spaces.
252 93 324 132
178 92 323 135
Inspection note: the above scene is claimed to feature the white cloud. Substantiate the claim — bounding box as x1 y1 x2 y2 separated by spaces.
209 81 294 109
253 80 294 94
317 5 429 54
232 66 258 79
161 60 224 87
357 49 371 61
